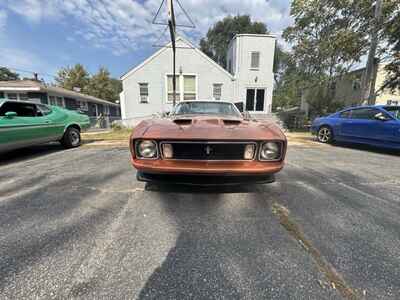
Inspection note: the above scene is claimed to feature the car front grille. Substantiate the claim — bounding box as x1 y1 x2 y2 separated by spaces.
161 141 255 161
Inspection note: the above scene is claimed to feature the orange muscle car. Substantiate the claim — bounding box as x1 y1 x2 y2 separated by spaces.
130 100 287 185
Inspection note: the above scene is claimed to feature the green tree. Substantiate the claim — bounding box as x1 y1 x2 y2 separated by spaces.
55 64 90 91
109 78 123 102
200 15 268 68
383 6 400 90
85 67 119 102
0 67 19 81
282 0 397 115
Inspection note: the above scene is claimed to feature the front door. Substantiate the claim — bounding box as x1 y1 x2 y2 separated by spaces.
245 89 265 112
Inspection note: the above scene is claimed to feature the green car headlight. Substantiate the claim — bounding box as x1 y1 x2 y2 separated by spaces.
259 142 281 161
136 140 158 159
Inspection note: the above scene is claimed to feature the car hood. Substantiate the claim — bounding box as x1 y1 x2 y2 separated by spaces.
133 115 285 141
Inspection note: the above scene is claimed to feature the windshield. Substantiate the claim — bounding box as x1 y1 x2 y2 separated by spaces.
384 106 400 120
172 102 242 117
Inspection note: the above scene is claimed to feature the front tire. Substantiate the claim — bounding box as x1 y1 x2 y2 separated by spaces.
61 127 81 148
317 126 333 143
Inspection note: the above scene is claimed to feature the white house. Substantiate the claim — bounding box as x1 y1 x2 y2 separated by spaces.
120 34 276 120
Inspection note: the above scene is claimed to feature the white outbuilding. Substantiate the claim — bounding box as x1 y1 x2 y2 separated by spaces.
120 34 276 120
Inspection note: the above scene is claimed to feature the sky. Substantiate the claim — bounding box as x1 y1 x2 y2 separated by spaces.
0 0 293 81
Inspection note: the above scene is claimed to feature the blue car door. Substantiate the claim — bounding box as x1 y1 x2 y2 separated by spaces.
340 108 380 141
374 108 400 144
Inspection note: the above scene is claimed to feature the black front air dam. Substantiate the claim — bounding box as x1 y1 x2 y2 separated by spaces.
136 172 275 186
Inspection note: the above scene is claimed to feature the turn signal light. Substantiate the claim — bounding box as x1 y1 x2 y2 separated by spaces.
162 143 173 159
244 144 255 160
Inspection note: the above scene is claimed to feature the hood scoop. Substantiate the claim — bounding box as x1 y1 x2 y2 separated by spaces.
173 118 192 125
223 119 242 125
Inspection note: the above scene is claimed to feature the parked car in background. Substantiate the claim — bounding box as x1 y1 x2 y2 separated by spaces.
311 105 400 149
0 100 90 153
130 100 287 185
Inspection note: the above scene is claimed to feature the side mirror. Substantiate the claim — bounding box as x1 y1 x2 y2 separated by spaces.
5 111 17 118
374 112 389 121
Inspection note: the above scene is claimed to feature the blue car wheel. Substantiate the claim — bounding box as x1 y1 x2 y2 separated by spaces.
317 126 333 143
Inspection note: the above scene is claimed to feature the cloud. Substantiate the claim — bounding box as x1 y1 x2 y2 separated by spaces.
1 0 293 56
0 47 56 79
0 9 7 34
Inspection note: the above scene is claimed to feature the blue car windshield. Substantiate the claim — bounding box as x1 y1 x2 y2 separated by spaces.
385 107 400 120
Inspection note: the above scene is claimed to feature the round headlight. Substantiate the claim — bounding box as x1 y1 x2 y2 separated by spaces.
260 142 281 160
137 140 157 158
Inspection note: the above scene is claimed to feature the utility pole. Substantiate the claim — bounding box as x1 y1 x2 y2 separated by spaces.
167 0 177 107
361 0 383 105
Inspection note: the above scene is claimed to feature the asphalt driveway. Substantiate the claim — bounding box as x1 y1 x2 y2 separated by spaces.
0 142 399 299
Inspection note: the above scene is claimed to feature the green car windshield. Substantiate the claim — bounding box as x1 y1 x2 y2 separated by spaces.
385 106 400 120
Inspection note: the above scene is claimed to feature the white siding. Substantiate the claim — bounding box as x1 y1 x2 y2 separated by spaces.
121 39 235 119
234 35 276 113
121 35 276 119
226 38 237 75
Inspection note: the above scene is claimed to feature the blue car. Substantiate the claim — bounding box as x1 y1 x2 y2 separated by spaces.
311 105 400 149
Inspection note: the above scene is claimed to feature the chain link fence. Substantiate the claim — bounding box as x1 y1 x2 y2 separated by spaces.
88 116 123 131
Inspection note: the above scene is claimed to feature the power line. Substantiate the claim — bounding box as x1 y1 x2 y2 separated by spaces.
1 65 57 79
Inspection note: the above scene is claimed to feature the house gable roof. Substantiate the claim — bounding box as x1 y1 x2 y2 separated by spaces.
120 36 234 81
0 80 119 106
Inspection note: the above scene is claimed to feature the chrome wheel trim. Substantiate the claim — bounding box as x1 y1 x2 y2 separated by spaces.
318 128 331 143
70 131 80 146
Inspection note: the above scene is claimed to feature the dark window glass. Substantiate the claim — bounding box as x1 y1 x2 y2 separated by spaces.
255 89 265 111
173 102 241 117
37 104 52 115
351 108 380 120
0 102 38 117
340 110 351 118
246 89 255 111
384 106 400 120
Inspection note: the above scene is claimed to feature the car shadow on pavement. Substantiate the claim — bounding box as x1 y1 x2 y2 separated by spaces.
0 143 65 166
144 182 264 194
137 192 264 299
332 142 400 156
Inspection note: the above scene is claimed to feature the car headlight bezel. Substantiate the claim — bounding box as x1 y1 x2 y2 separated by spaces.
259 141 283 161
135 140 159 159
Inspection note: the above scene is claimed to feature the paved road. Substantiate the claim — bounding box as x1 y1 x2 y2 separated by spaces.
0 142 399 299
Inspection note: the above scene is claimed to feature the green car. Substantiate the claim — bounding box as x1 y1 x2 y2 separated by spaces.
0 99 90 153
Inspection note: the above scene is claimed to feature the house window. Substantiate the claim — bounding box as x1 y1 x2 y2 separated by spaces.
139 83 149 103
56 96 64 107
166 75 196 102
166 75 197 102
213 84 222 100
250 52 260 69
7 93 17 100
78 101 89 111
167 75 180 102
387 100 399 106
183 75 196 100
19 93 29 101
352 80 361 91
49 96 57 106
